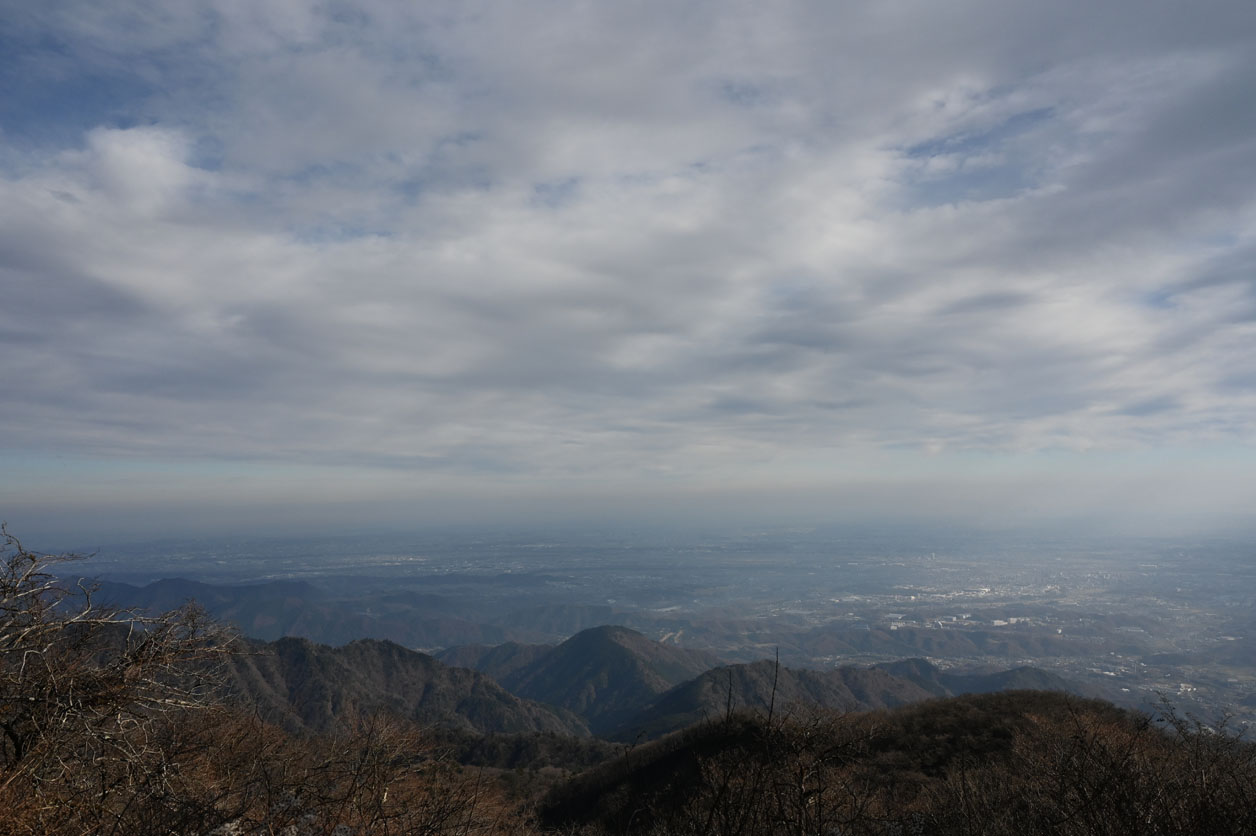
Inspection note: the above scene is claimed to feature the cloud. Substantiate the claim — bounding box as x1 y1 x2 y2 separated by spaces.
1 0 1255 528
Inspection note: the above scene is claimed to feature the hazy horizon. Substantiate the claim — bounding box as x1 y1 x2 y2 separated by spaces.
11 480 1256 555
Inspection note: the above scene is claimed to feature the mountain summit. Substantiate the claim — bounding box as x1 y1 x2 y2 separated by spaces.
501 625 722 735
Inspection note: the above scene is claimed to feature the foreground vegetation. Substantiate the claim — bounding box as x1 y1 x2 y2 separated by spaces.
3 528 1253 835
0 528 522 835
541 691 1256 835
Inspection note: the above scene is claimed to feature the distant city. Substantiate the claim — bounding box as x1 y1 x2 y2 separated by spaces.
79 525 1256 732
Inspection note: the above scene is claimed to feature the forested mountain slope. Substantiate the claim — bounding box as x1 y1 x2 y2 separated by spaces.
499 625 724 736
539 690 1256 835
617 659 936 740
222 636 589 736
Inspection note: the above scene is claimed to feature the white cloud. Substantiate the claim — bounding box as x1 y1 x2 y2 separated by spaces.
83 127 200 215
2 0 1255 529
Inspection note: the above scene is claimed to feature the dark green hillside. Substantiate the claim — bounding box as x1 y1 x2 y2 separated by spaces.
538 690 1256 835
617 659 936 741
429 632 1087 742
614 657 1085 742
876 656 1078 696
437 640 556 681
502 626 723 735
223 636 588 736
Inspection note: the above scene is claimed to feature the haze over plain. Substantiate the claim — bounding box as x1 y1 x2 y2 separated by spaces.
3 1 1255 540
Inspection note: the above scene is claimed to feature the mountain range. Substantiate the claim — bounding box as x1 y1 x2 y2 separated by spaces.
217 624 1081 743
222 636 588 736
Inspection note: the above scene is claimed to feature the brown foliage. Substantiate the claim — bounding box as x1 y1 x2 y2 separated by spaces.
0 527 534 836
538 692 1256 836
0 526 233 788
917 700 1256 836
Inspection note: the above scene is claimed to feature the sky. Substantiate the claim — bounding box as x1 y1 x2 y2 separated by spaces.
2 1 1256 543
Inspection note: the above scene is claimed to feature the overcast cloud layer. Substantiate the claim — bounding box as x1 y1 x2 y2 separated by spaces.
3 1 1256 536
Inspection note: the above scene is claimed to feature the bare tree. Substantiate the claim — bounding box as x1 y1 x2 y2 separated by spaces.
0 524 236 833
0 527 535 836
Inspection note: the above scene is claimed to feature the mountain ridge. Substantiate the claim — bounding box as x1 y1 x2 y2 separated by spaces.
499 625 725 736
222 635 589 737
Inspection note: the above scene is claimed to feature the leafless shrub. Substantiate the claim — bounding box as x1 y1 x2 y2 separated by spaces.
545 692 1256 836
0 527 533 836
